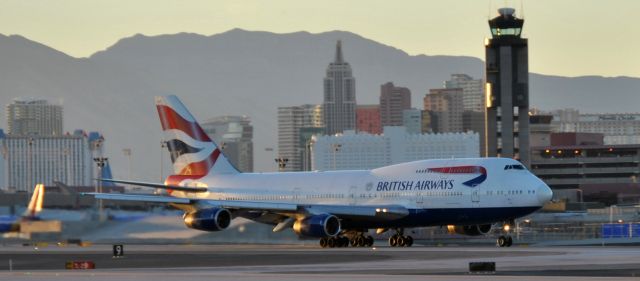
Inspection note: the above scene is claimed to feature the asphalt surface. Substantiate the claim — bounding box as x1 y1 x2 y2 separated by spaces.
0 244 639 280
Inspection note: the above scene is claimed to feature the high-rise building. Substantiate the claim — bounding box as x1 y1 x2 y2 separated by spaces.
310 127 479 171
380 82 411 127
201 116 254 172
485 7 530 166
402 109 422 134
278 105 323 171
6 98 63 136
356 105 381 135
0 130 100 192
423 88 464 133
323 40 356 135
445 74 484 112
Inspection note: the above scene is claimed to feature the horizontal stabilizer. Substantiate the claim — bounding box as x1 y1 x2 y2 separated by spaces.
96 179 208 193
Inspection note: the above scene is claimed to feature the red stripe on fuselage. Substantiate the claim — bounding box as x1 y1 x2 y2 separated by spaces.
429 166 486 175
156 105 212 142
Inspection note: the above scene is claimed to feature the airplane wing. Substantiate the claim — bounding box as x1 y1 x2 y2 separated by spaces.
86 193 192 204
96 179 208 193
84 192 408 220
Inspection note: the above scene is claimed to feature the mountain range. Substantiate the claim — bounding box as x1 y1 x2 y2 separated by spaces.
0 29 638 179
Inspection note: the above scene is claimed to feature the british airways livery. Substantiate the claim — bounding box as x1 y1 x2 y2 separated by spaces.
91 95 553 248
0 184 45 233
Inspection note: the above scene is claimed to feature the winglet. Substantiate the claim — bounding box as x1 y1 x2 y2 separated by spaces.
23 184 45 218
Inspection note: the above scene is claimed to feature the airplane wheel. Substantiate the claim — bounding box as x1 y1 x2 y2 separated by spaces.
397 236 406 247
506 236 513 247
404 236 413 247
497 235 507 247
327 237 337 248
389 235 398 247
350 238 357 247
341 237 350 247
356 235 366 247
320 237 328 248
365 236 374 247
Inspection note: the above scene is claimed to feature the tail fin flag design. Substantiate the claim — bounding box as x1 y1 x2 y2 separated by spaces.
155 95 239 178
23 184 45 218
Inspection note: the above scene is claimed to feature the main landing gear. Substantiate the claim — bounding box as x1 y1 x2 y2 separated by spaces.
496 235 513 247
319 233 374 248
497 220 514 247
388 229 413 247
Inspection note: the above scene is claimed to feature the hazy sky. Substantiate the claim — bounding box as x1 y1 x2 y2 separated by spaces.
1 0 638 78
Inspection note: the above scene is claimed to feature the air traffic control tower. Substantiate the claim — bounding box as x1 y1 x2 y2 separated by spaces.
485 7 530 166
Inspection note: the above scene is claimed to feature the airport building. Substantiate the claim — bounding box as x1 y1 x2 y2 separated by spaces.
485 7 530 166
0 129 102 192
277 104 324 171
6 98 63 136
530 132 640 205
310 126 479 171
549 109 640 145
323 40 356 135
356 105 381 135
379 82 411 127
201 116 254 172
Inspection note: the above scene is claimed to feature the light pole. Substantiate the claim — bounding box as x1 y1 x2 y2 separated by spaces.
93 157 108 222
275 157 288 172
27 138 34 197
122 148 132 190
609 205 617 224
331 143 342 171
160 141 167 182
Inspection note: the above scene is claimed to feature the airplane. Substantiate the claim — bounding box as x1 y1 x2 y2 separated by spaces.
89 95 553 248
0 184 45 233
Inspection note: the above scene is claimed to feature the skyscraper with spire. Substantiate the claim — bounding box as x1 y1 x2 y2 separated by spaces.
323 40 356 135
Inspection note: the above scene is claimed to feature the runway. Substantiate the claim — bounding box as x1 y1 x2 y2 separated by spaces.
0 244 639 280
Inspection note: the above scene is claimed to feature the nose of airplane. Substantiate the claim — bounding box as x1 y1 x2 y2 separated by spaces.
537 183 553 205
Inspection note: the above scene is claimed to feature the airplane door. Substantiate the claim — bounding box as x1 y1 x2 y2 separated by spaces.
292 187 301 203
348 186 357 205
471 189 480 204
416 193 425 208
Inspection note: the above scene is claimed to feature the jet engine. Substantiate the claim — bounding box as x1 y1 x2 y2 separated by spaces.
292 214 341 237
183 208 232 231
447 224 492 236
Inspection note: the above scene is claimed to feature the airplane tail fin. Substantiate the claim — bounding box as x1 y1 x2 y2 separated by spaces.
155 95 239 178
23 184 44 218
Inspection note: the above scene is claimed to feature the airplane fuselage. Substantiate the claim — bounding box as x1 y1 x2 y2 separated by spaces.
169 157 552 229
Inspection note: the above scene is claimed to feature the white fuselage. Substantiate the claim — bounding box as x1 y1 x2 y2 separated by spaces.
170 157 552 227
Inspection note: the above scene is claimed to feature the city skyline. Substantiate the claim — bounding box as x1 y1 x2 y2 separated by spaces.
1 1 638 78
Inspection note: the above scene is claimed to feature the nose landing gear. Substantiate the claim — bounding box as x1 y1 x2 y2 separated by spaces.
496 235 513 247
497 220 514 247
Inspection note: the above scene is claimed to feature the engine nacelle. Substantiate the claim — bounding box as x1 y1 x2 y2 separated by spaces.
292 214 341 238
184 208 232 231
447 224 492 236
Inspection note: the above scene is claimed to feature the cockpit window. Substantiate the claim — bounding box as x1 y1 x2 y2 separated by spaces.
504 164 526 170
